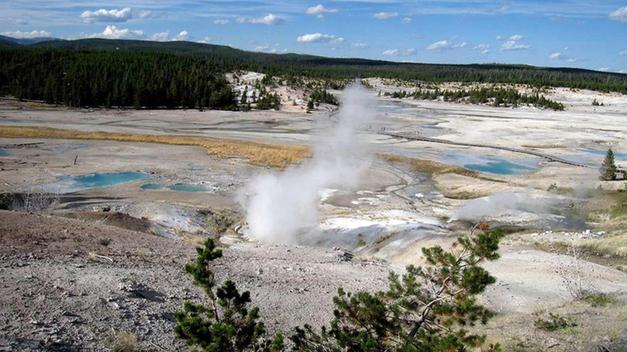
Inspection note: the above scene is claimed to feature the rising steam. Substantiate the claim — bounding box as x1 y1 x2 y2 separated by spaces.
240 83 375 243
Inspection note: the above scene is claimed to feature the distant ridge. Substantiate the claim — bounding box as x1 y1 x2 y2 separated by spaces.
0 35 60 46
0 36 617 77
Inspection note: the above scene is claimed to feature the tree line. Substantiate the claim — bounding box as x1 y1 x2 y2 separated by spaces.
387 87 565 110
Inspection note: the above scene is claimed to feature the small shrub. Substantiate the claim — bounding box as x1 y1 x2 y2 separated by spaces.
553 243 595 299
534 313 577 331
99 238 112 246
111 331 138 352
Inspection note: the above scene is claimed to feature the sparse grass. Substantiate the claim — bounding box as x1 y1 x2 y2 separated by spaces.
374 232 394 245
534 313 577 331
111 331 138 352
383 154 478 177
0 125 309 168
577 233 627 258
609 189 627 219
582 292 616 307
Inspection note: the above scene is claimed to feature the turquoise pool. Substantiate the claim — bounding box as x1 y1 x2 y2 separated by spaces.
464 159 537 175
58 171 148 189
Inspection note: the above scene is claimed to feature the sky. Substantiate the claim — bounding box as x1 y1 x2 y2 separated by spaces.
1 0 626 73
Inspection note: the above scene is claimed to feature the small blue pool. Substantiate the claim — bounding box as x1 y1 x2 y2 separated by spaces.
0 148 9 157
58 171 148 189
464 160 537 175
444 152 539 175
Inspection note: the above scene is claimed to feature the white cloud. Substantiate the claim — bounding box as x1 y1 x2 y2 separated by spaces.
598 67 610 72
151 31 170 41
1 30 51 38
137 10 152 19
296 32 343 43
549 52 564 60
609 6 627 21
497 34 524 41
150 30 189 41
498 34 530 51
383 49 399 56
475 44 490 54
174 30 188 41
373 12 398 20
197 36 211 44
383 48 417 56
501 40 530 51
237 14 284 25
425 40 466 51
426 40 452 50
96 25 143 39
549 52 577 63
351 42 368 49
80 8 132 23
306 4 337 18
254 44 287 53
619 50 627 56
401 17 412 24
213 19 229 25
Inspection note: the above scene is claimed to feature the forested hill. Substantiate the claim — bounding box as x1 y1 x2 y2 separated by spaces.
6 37 627 93
1 37 626 110
0 49 235 109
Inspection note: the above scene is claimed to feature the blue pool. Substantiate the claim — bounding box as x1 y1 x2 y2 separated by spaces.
0 148 9 157
464 159 537 175
444 152 539 175
58 171 148 189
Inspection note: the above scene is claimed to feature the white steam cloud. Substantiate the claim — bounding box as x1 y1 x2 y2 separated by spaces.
240 83 375 243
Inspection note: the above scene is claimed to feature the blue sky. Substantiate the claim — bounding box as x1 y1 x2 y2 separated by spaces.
1 0 626 72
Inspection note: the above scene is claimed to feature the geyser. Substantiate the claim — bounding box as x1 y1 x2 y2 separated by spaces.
240 83 375 243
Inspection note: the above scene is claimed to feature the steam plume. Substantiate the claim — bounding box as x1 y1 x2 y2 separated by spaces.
240 83 375 243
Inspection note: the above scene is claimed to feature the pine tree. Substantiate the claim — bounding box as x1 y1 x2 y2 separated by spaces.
174 238 284 351
241 86 248 105
291 225 503 352
600 148 617 181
